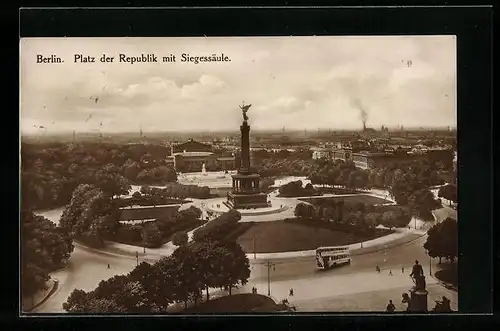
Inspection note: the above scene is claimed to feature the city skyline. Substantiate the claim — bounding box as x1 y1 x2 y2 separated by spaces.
20 36 456 134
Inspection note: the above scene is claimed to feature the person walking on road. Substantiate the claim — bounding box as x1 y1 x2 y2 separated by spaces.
386 300 396 312
376 265 380 273
402 267 404 274
389 270 393 276
289 288 294 296
107 263 110 269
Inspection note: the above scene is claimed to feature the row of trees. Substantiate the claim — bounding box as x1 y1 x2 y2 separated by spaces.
309 160 370 190
63 239 250 312
57 180 208 248
138 183 211 201
295 201 412 232
21 142 177 210
22 211 74 299
116 205 204 248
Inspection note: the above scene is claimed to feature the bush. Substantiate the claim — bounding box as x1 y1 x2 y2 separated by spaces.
193 210 241 242
172 231 188 246
141 223 163 248
115 224 143 244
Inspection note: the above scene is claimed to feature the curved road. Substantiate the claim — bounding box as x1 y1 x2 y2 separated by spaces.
32 229 457 313
31 177 457 313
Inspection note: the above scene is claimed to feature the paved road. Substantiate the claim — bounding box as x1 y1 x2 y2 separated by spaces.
33 231 455 313
248 235 431 283
31 245 139 313
243 234 458 311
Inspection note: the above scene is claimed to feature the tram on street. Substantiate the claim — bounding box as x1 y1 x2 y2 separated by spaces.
315 246 351 270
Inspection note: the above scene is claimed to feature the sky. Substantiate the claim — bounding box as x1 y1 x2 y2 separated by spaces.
20 36 456 134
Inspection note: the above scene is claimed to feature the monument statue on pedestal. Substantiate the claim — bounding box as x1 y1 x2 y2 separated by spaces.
402 260 429 312
225 102 269 210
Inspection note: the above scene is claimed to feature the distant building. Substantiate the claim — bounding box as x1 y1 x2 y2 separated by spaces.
331 145 453 170
166 138 236 172
311 147 333 160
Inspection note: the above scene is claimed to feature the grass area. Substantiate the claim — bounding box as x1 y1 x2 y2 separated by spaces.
433 207 458 222
209 187 232 198
434 262 458 290
300 194 391 206
236 219 393 253
182 294 285 313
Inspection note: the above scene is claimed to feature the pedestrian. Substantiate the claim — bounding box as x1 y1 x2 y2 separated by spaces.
402 267 404 274
107 263 110 269
289 288 294 296
389 270 393 276
143 247 146 254
376 265 380 273
386 300 396 312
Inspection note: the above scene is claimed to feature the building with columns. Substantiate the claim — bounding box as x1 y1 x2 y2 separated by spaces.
166 138 236 172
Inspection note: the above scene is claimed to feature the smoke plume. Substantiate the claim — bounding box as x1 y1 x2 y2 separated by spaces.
351 97 368 127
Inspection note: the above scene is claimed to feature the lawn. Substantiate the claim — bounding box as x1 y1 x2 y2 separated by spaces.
300 194 391 206
434 262 458 290
182 294 285 313
236 219 393 253
433 207 457 222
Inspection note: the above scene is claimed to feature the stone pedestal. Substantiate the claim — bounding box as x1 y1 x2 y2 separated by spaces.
409 288 428 312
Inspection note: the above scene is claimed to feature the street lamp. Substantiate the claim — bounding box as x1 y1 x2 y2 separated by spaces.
266 260 277 296
425 249 432 276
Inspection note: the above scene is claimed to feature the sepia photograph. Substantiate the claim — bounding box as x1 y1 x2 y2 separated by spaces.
20 36 458 314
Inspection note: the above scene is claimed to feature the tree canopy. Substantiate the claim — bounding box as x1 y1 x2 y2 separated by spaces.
63 240 250 313
423 218 458 263
22 211 74 298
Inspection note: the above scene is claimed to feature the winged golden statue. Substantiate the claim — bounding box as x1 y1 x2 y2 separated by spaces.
240 102 252 121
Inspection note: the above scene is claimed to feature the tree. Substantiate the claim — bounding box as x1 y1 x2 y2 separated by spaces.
169 246 204 308
63 289 91 313
141 222 163 248
192 240 226 301
379 211 397 229
438 184 457 205
408 188 442 219
172 231 188 246
424 218 458 263
294 202 314 219
59 184 118 246
22 211 74 298
132 191 142 200
217 241 251 296
364 213 379 232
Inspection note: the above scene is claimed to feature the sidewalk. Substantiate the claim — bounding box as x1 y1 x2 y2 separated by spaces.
22 278 59 313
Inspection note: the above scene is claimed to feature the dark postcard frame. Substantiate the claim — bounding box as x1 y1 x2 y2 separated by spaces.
15 5 494 330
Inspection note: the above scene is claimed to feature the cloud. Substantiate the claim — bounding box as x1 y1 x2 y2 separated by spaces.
20 36 456 133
